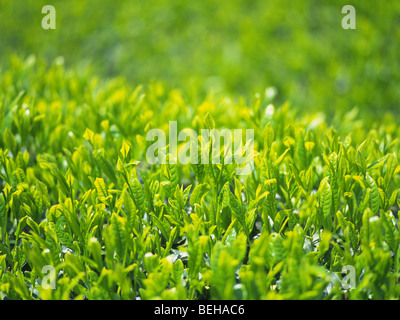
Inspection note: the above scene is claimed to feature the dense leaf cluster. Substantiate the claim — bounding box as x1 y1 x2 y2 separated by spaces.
0 59 399 300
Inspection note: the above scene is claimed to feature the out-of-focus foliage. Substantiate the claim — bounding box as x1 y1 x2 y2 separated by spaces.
0 59 399 300
1 0 399 119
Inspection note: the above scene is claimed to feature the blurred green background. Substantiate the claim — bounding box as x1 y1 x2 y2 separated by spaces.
1 0 399 119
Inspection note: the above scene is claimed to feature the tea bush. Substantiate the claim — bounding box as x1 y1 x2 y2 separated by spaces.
0 58 399 300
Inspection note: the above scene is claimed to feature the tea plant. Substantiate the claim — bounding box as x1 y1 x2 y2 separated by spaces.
0 58 399 300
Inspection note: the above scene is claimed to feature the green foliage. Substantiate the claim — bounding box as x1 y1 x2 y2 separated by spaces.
1 1 399 120
1 0 400 300
0 58 399 300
